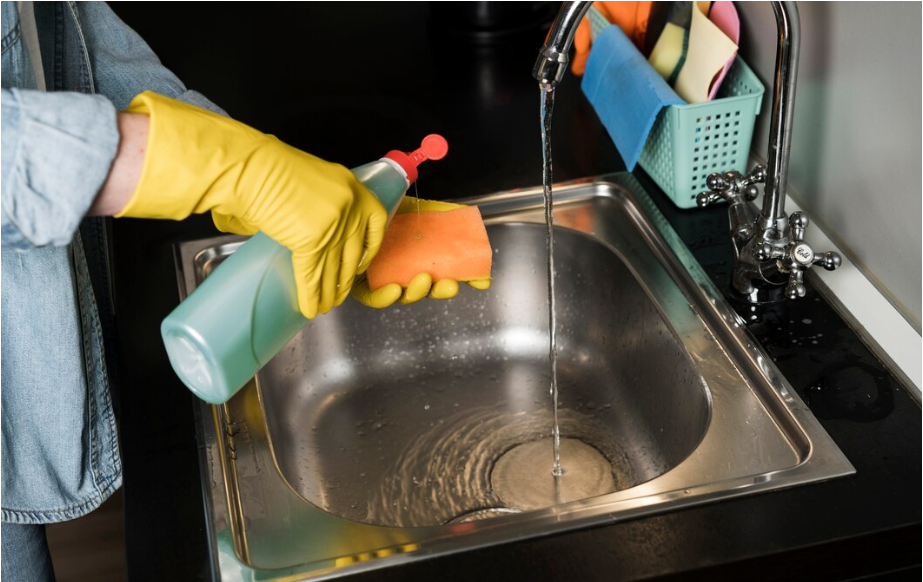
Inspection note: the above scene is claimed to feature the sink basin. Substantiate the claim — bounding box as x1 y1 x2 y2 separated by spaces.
174 174 853 580
262 223 713 528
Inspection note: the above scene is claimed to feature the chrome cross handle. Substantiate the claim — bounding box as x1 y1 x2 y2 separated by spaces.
696 164 841 302
696 165 766 208
753 212 842 299
697 165 766 243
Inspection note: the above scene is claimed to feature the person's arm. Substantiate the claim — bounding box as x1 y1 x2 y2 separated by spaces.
1 89 121 249
112 91 386 319
2 2 220 250
88 112 148 216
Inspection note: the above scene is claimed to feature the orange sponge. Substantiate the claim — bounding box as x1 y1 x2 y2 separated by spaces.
366 206 492 290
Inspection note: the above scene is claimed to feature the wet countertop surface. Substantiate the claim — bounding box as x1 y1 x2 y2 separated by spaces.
108 4 920 580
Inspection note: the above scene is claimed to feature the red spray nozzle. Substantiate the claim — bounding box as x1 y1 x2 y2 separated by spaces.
383 134 448 183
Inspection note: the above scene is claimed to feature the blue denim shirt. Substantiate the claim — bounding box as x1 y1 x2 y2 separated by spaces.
1 1 223 524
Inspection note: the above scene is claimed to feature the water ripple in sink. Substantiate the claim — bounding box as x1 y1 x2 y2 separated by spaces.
363 406 632 528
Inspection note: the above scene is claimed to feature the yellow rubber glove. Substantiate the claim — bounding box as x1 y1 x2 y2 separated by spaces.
351 197 491 309
116 91 387 319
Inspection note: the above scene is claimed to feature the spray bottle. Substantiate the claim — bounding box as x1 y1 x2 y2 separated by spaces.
161 135 449 404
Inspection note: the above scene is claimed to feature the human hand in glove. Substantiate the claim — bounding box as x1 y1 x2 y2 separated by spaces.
114 91 387 319
351 197 491 309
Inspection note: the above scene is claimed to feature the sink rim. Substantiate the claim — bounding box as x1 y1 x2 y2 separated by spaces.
174 173 855 580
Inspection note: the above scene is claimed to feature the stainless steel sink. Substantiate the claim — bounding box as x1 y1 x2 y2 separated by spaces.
174 174 853 580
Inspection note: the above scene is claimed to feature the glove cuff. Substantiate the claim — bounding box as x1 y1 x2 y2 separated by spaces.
116 91 264 220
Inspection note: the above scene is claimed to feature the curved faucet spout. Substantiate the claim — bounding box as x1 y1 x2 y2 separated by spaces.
761 1 801 230
533 1 594 87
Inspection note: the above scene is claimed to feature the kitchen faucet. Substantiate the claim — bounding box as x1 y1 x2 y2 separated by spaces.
532 1 593 87
533 1 840 302
695 1 840 302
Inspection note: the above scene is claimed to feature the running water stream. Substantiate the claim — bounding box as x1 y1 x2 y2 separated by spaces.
540 83 563 479
356 86 624 522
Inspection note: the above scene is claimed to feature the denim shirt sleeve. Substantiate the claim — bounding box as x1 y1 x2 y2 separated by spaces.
77 2 226 114
1 2 227 250
0 89 119 249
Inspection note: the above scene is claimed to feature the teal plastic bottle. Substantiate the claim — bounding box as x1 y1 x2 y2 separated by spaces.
161 135 449 404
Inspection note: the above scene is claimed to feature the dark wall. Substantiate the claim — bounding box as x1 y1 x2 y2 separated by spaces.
108 2 620 200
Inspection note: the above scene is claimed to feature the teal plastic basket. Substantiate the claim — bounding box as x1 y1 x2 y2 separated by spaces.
585 8 765 208
638 58 765 208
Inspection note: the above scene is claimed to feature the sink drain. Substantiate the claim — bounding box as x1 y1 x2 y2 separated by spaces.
491 438 615 512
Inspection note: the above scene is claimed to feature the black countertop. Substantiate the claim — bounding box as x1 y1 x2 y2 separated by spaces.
108 4 921 580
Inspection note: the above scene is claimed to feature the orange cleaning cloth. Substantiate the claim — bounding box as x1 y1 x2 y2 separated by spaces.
366 206 492 290
572 1 654 76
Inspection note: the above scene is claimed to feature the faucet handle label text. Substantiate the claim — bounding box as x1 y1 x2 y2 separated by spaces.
792 243 814 265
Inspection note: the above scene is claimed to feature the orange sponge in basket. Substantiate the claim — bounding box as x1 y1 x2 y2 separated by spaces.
366 206 492 290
